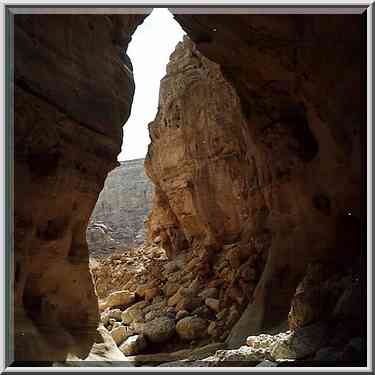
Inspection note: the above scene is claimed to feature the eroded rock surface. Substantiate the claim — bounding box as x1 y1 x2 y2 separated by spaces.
87 159 153 257
14 13 148 362
147 12 364 345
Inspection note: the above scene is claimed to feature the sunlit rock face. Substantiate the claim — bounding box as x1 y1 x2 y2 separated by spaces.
145 37 254 258
13 13 148 362
149 14 364 344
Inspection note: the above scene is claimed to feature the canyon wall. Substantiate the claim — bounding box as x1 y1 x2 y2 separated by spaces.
147 12 364 346
87 158 153 258
13 11 364 363
13 13 148 362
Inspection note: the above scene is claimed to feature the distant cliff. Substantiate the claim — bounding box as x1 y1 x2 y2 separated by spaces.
87 158 153 257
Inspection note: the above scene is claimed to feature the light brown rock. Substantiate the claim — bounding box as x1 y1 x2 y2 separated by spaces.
176 316 208 341
110 325 134 346
205 298 220 313
102 290 136 310
119 335 148 356
121 301 147 325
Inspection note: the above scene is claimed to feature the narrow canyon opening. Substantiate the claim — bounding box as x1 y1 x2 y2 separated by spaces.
13 9 366 367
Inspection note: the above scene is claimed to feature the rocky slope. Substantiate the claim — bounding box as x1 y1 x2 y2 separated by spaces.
87 158 153 258
87 244 363 366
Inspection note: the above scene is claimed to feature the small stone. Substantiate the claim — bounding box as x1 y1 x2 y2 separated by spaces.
205 298 220 312
102 290 135 310
163 283 180 298
207 321 225 338
198 288 219 299
175 296 201 312
119 334 148 356
144 287 161 302
192 305 215 320
168 287 185 307
176 310 189 320
247 334 277 349
108 308 122 321
216 308 228 320
110 325 134 346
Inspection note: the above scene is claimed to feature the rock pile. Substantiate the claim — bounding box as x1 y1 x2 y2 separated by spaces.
91 246 364 366
90 238 266 359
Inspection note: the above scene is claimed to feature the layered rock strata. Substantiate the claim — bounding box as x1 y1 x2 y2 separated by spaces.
13 13 148 362
87 158 153 257
153 13 364 344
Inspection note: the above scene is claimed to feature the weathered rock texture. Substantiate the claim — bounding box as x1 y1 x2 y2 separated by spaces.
14 11 364 365
13 13 148 362
87 158 153 257
148 11 364 347
145 38 267 330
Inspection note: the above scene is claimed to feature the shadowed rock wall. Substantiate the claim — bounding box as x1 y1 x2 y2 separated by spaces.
13 13 148 362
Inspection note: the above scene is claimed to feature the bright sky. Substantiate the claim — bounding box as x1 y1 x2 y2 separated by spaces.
118 8 185 161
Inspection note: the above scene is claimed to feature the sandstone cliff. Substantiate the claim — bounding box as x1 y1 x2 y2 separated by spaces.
87 158 153 258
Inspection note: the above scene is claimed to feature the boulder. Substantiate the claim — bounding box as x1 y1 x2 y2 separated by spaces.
121 301 148 325
207 321 225 338
205 298 220 312
167 287 186 307
270 323 328 360
175 296 202 312
176 310 190 320
110 326 134 346
134 316 176 343
144 287 161 302
102 290 135 310
192 305 215 320
119 335 148 356
176 316 208 341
